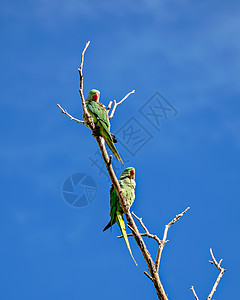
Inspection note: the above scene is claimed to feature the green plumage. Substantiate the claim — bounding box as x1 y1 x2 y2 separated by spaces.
83 89 123 163
103 167 137 266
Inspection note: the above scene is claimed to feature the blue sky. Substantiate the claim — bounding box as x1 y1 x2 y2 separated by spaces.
1 0 240 299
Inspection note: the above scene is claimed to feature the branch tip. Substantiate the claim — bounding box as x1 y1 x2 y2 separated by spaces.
155 207 190 273
190 286 199 300
108 89 135 119
192 248 226 300
57 103 84 124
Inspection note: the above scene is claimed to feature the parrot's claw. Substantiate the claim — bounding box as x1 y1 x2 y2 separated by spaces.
92 129 100 138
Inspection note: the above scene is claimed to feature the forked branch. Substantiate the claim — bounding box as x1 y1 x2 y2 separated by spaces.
117 208 190 281
155 207 190 272
207 248 226 300
191 248 226 300
107 90 135 118
118 211 162 245
57 42 133 127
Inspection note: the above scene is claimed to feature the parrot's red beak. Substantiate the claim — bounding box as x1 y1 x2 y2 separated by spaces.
129 169 135 179
92 93 99 102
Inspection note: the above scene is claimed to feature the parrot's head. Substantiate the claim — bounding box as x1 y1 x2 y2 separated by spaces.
86 89 100 102
119 167 135 180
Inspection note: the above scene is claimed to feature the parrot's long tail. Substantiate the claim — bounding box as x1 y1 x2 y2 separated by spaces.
116 212 138 266
103 219 112 232
100 121 123 164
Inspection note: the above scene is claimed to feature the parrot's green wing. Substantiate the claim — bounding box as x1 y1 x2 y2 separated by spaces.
103 167 137 265
86 101 123 163
103 186 137 266
87 100 110 130
109 185 121 221
102 185 119 231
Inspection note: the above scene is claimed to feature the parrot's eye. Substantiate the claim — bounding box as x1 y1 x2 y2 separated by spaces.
92 93 99 101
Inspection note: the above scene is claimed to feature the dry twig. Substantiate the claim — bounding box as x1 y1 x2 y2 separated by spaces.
117 212 162 245
77 41 94 130
190 248 226 300
118 208 189 285
108 90 135 119
56 104 84 124
190 286 199 300
155 207 190 272
57 41 94 129
207 248 226 300
144 271 153 282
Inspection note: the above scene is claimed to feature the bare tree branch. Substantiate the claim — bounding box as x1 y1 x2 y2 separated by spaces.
144 271 153 282
74 45 167 300
118 232 162 244
118 212 162 245
57 41 94 129
57 42 133 128
108 90 135 119
57 104 84 124
78 41 90 92
190 249 226 300
77 41 95 130
132 212 149 233
207 249 226 300
118 208 189 277
190 286 199 300
106 100 113 113
155 207 190 273
118 208 190 272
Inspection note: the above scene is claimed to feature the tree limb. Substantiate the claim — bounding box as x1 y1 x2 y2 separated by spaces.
118 212 162 245
74 44 167 300
207 248 226 300
77 41 95 130
56 104 84 124
190 249 226 300
57 41 94 130
118 208 189 277
190 286 199 300
144 271 153 282
106 100 113 113
108 90 135 119
155 207 190 273
118 232 163 244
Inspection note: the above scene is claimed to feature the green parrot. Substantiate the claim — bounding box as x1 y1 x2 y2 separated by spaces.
83 89 123 163
103 167 137 266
